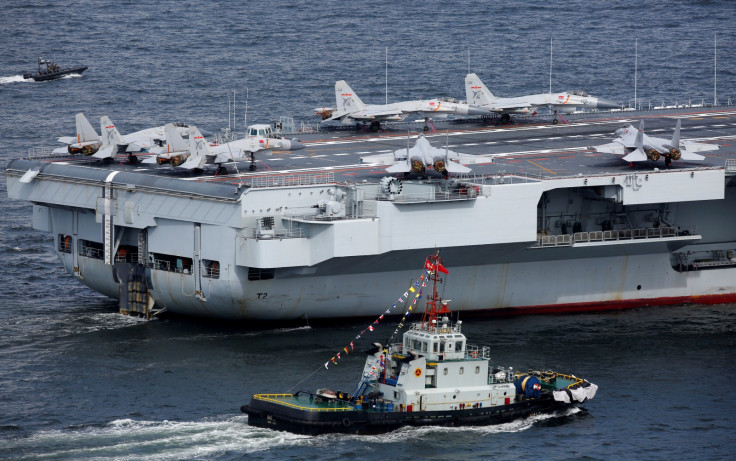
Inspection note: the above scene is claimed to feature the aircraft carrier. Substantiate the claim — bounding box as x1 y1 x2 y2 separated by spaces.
5 108 736 320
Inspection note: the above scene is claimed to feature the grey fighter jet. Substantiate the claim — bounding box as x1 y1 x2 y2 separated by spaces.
465 73 618 124
591 119 718 167
316 80 490 131
360 135 490 178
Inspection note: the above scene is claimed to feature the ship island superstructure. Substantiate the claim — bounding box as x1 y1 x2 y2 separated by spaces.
5 108 736 319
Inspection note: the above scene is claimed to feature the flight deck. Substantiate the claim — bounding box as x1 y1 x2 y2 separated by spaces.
17 107 736 190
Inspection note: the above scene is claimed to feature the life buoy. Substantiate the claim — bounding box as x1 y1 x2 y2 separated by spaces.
342 418 352 427
471 351 478 359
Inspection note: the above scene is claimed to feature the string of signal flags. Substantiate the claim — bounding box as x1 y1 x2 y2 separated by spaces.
323 256 449 370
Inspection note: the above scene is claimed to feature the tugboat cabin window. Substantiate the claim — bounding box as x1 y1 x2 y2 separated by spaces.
455 341 463 352
433 342 438 353
459 367 464 375
475 366 480 374
443 368 448 375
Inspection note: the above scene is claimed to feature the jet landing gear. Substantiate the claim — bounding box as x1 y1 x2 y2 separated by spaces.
249 152 257 171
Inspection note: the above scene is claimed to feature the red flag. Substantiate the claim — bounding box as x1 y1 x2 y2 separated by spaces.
437 263 449 274
424 258 434 271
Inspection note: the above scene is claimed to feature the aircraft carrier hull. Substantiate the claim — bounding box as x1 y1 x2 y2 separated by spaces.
6 108 736 319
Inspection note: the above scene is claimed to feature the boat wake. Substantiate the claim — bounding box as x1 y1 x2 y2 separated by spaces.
0 75 31 84
0 409 586 459
0 73 82 84
0 416 311 460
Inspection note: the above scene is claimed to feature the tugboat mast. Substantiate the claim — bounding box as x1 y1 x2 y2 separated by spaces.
420 251 451 331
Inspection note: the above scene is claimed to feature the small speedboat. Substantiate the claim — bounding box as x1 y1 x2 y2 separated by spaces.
23 57 87 82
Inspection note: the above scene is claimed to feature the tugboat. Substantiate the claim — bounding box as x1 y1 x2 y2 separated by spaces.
241 251 597 435
23 57 87 82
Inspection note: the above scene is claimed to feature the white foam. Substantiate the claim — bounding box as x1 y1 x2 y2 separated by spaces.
0 75 30 84
3 416 312 460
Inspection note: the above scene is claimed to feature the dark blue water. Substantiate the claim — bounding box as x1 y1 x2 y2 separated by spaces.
1 1 735 459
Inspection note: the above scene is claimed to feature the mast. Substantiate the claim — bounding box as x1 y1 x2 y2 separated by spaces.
420 250 451 331
385 46 388 105
714 34 718 106
634 38 638 110
549 37 552 94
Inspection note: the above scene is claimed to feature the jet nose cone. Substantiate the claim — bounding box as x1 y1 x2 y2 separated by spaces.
289 140 306 151
467 105 491 116
596 98 620 110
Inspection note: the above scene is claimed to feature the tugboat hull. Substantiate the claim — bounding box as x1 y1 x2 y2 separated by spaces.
242 394 577 435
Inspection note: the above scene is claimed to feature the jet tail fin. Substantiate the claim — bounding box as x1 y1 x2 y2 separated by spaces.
465 73 495 106
100 116 125 146
164 123 189 152
635 120 644 150
335 80 366 113
671 119 681 150
75 113 99 143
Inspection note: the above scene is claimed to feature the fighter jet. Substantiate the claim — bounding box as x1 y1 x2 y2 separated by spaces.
93 116 178 163
360 135 489 178
316 80 490 131
465 73 619 124
177 128 271 174
141 123 193 166
55 113 194 160
590 119 718 167
56 113 101 155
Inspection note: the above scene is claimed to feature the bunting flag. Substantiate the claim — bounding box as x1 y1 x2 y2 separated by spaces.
321 266 433 368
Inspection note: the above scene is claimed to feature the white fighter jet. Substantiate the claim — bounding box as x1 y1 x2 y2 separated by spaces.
144 122 305 172
315 80 490 131
360 135 489 178
590 119 718 167
55 113 193 160
55 113 102 155
177 128 270 173
465 73 619 124
141 123 193 166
